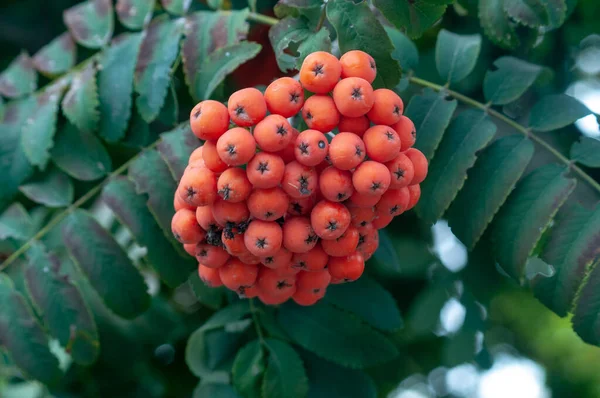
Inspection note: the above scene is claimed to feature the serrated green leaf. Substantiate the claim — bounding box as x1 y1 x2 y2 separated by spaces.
269 17 311 73
483 57 543 105
64 0 114 49
447 135 534 249
24 243 99 365
405 88 457 160
123 105 154 148
277 302 398 368
274 0 323 20
32 32 76 76
491 164 576 281
189 271 225 310
503 0 548 26
372 229 402 273
194 383 241 398
373 0 447 39
0 275 62 385
98 32 145 142
529 94 592 132
571 136 600 167
232 340 265 398
161 0 191 15
325 275 402 332
116 0 155 30
296 28 332 69
417 110 497 223
134 17 185 122
572 259 600 345
385 26 419 72
63 209 151 319
532 204 600 316
327 0 401 89
157 83 179 127
0 52 37 99
62 62 99 134
479 0 519 49
262 338 308 398
0 203 34 240
371 235 436 278
21 90 62 170
19 166 74 208
157 123 201 180
51 123 111 181
436 30 482 84
102 177 194 287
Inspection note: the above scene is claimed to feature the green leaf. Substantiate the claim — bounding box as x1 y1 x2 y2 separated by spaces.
447 135 534 249
491 164 576 281
19 166 74 208
479 0 519 49
134 17 185 122
161 0 191 15
157 123 201 180
532 204 600 316
64 0 114 49
571 136 600 167
189 270 225 310
385 26 419 72
372 229 402 274
63 209 151 318
51 123 112 181
296 28 332 69
24 243 99 365
62 62 99 134
98 32 145 142
0 275 62 385
327 0 401 89
483 57 543 105
572 258 600 344
503 0 548 26
123 105 154 148
543 0 567 28
194 383 241 398
232 340 265 398
116 0 155 30
0 203 34 240
0 52 37 99
436 29 482 84
373 0 447 39
405 88 458 160
32 32 76 76
262 338 309 398
406 285 449 335
277 302 398 368
417 110 497 223
269 17 311 73
21 90 62 170
529 94 592 132
102 177 195 287
325 275 402 332
274 0 323 20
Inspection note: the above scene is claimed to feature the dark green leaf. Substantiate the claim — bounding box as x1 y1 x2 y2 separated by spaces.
447 135 534 249
194 383 241 398
24 243 99 365
274 0 323 20
262 338 308 398
0 275 62 385
278 302 398 368
123 105 154 148
572 258 600 344
64 0 114 49
102 177 194 287
19 166 74 208
63 209 151 318
491 164 576 281
370 235 436 279
327 0 401 89
436 30 482 84
157 83 179 127
385 26 419 71
116 0 155 30
296 28 332 69
157 123 201 180
98 32 145 142
544 0 567 28
372 229 402 273
232 340 265 398
483 57 543 105
134 17 185 122
479 0 519 49
0 52 37 98
269 17 311 73
373 0 447 39
189 270 225 310
407 285 449 335
325 275 402 332
21 90 62 170
161 0 191 15
443 327 478 366
503 0 548 26
405 88 457 160
0 203 34 240
417 110 497 223
62 62 99 134
32 32 76 76
571 136 600 167
529 94 592 132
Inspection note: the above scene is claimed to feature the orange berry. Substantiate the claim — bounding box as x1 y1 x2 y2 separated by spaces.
202 140 228 173
372 213 393 229
261 247 293 270
196 206 219 231
228 88 267 127
219 258 259 292
190 100 229 141
363 125 401 162
356 223 379 259
183 243 196 257
296 270 331 293
273 263 301 277
222 228 247 255
178 167 217 206
198 264 223 287
338 115 370 137
172 208 205 244
258 287 295 305
299 51 341 94
301 95 340 133
386 153 415 189
265 77 304 117
328 252 365 283
391 115 416 151
216 127 256 166
293 288 325 306
406 184 421 210
294 129 329 166
194 243 230 268
310 200 351 240
174 193 195 211
367 89 403 125
247 187 289 221
217 167 252 202
333 77 374 117
254 114 293 152
239 283 260 299
212 198 249 226
377 187 410 217
328 132 366 170
321 225 359 257
239 252 262 265
340 50 376 84
288 195 317 216
404 148 428 185
282 216 319 253
282 161 318 198
274 128 300 164
349 206 376 227
246 152 285 189
257 267 296 299
319 166 354 202
291 244 329 271
347 190 382 208
189 146 205 166
352 161 391 196
244 220 283 257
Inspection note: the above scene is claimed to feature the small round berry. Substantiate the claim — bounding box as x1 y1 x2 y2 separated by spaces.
254 114 293 152
296 270 331 295
338 115 370 137
300 51 342 94
404 148 428 185
333 77 375 117
258 286 296 305
199 264 223 287
239 284 260 299
319 166 354 202
328 252 365 283
282 161 318 198
310 200 351 240
377 187 410 217
406 184 421 210
352 161 391 196
178 167 218 206
246 152 285 189
347 190 382 208
257 267 296 299
261 248 293 270
321 225 359 257
386 153 415 189
356 223 379 259
265 77 305 117
202 140 229 173
367 89 404 125
196 206 219 231
194 243 230 268
363 125 402 162
216 127 256 166
302 95 340 133
292 289 325 306
287 195 317 216
349 206 376 227
328 132 366 170
372 213 393 229
244 220 283 257
219 258 259 292
189 146 205 167
247 187 289 221
274 128 300 164
340 50 376 83
222 228 247 256
183 243 196 257
172 209 206 244
190 100 230 140
228 88 267 127
174 193 195 211
212 199 249 226
291 244 329 271
282 217 319 253
217 167 252 202
294 129 329 166
391 115 416 151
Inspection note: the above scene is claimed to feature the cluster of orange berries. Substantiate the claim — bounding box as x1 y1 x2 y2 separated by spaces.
171 50 427 306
